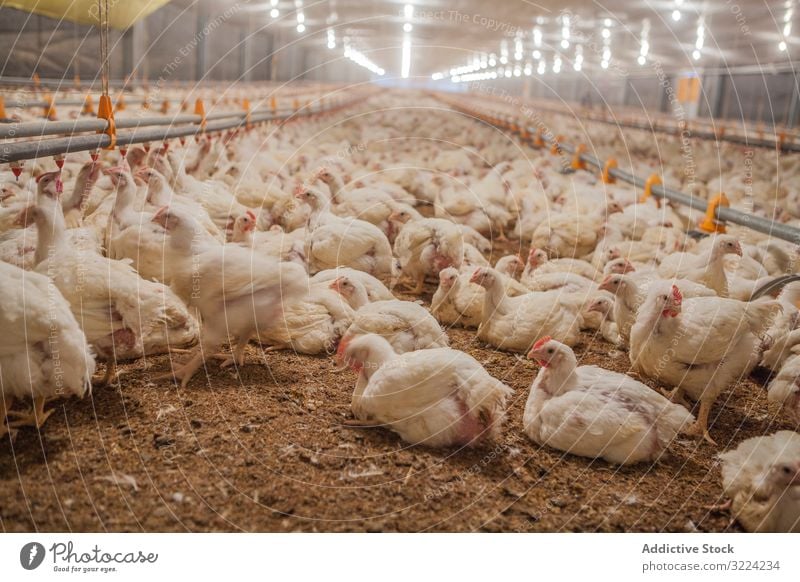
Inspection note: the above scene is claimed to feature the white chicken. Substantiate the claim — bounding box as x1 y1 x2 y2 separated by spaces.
27 172 200 385
0 261 94 434
471 267 583 352
630 282 780 443
523 337 694 464
718 431 800 532
296 186 393 280
151 206 307 387
657 234 743 296
392 215 464 294
337 333 513 447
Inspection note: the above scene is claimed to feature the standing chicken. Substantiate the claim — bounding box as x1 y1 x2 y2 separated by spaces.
630 283 780 444
523 337 693 464
337 334 513 447
657 234 742 296
0 261 94 434
152 206 307 387
718 431 800 532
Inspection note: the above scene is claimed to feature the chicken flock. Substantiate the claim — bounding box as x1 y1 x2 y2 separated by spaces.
1 92 799 532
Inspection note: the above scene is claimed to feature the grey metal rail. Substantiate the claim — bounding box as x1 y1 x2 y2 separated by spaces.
0 97 358 165
0 107 307 139
448 100 800 245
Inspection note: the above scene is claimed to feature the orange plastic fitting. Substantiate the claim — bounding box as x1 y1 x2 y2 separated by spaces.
641 174 663 207
698 193 730 234
96 94 117 150
601 158 618 184
571 144 587 170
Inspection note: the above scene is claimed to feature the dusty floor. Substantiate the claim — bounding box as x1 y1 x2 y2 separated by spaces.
0 238 794 533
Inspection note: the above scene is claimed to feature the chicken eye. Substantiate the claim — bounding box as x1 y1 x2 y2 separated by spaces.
547 348 554 354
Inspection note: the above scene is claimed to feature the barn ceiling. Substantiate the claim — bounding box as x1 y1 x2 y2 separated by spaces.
182 1 799 80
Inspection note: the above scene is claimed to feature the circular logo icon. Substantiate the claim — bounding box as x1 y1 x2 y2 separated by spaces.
20 542 46 570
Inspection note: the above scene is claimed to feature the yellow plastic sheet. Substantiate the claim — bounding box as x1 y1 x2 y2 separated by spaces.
3 0 170 29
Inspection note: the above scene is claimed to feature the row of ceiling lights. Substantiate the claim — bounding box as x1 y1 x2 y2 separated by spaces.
434 1 795 82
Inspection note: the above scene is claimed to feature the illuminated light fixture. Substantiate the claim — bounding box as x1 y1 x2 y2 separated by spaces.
295 0 305 32
346 46 385 76
692 49 701 60
489 53 497 66
603 18 612 27
574 45 583 71
672 10 681 21
504 69 512 77
404 22 412 32
514 33 523 60
404 3 414 20
537 59 546 74
500 39 509 64
780 40 788 51
297 13 304 23
639 18 650 65
327 28 336 49
602 28 610 39
524 62 532 75
552 57 561 74
533 26 542 48
431 72 443 80
401 36 411 78
601 60 609 69
785 22 792 36
561 39 569 49
297 24 305 32
561 13 570 49
532 49 541 59
695 16 705 51
637 55 646 65
270 0 279 18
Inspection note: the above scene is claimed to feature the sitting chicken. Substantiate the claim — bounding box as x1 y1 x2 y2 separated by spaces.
392 215 464 294
152 206 307 387
431 267 485 329
523 337 693 464
471 267 583 352
296 186 393 280
718 431 800 532
760 281 800 371
766 353 800 425
229 211 307 268
524 247 600 280
0 261 94 435
530 201 621 258
657 234 742 296
342 298 448 354
310 267 394 305
629 283 780 444
337 333 513 447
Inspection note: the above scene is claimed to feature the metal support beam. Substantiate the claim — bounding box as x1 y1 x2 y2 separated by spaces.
239 24 251 82
195 2 208 82
787 73 800 128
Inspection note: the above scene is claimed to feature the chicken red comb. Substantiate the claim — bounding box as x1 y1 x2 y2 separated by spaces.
246 210 257 221
671 285 683 304
293 184 305 195
532 336 552 351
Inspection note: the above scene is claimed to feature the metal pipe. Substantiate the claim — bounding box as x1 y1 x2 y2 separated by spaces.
0 98 358 164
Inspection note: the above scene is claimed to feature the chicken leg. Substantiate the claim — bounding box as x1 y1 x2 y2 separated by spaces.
7 396 54 430
214 340 249 368
93 361 118 387
662 386 688 407
0 395 13 438
687 399 717 446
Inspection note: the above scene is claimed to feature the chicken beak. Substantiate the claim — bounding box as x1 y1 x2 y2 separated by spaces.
597 276 613 292
329 278 343 293
734 243 743 257
621 260 635 274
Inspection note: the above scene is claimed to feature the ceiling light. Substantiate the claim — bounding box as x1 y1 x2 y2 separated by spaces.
780 40 788 51
637 55 646 65
603 18 612 27
561 39 569 49
296 24 305 33
601 60 609 69
672 10 681 21
404 4 414 20
532 50 541 59
401 36 411 78
602 28 610 39
692 49 701 60
270 8 279 18
403 22 412 32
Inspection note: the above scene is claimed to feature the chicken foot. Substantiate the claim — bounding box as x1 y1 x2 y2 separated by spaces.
7 396 54 430
662 386 689 407
153 349 207 389
341 418 383 428
213 340 249 368
686 400 717 446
